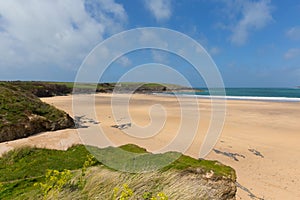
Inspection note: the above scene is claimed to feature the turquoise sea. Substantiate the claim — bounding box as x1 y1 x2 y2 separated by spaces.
170 88 300 102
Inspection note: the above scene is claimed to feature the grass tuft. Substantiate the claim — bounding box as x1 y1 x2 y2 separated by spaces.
119 144 148 154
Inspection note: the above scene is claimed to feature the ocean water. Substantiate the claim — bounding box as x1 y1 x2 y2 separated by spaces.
171 88 300 102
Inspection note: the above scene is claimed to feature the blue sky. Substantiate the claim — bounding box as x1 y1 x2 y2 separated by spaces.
0 0 299 87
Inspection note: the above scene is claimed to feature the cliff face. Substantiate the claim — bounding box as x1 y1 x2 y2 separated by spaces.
0 83 74 142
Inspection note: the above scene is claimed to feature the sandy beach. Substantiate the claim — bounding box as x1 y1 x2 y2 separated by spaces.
1 93 300 199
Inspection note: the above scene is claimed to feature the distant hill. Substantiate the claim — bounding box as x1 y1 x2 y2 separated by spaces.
0 81 203 95
74 82 203 94
0 82 74 142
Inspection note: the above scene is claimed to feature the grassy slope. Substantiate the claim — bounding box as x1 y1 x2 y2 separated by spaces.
0 145 92 199
0 83 66 126
0 82 74 142
1 81 72 97
0 144 235 199
0 81 191 96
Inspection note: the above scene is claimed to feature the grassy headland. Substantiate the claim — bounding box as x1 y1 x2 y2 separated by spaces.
0 82 74 142
72 82 200 94
0 81 72 97
0 144 236 200
0 81 203 96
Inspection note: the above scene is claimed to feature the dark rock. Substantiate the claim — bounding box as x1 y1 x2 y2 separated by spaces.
248 148 264 158
111 123 131 130
213 149 245 161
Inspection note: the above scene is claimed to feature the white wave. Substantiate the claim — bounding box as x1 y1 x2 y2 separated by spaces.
190 95 300 102
153 93 300 102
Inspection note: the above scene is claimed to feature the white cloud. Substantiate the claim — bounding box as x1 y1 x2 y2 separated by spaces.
139 29 168 48
144 0 172 22
284 48 300 59
219 0 274 45
0 0 127 77
151 50 168 63
286 26 300 41
84 0 127 34
116 56 132 67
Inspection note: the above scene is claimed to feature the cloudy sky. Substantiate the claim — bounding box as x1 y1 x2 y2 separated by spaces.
0 0 299 87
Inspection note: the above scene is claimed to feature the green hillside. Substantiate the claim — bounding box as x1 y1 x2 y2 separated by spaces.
0 82 74 142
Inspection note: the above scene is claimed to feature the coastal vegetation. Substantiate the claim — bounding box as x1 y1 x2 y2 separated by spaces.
0 82 74 142
0 81 201 95
0 144 236 199
0 81 72 97
73 82 201 94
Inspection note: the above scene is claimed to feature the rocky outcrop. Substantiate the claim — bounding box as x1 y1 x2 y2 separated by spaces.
0 83 74 142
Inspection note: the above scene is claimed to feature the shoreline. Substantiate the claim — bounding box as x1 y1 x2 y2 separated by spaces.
1 93 300 199
153 92 300 102
74 91 300 103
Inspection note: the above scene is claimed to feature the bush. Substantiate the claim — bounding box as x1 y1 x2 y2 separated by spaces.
34 169 73 199
78 154 96 189
112 184 133 200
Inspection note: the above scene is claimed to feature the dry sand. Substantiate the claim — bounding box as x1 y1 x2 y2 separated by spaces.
1 93 300 200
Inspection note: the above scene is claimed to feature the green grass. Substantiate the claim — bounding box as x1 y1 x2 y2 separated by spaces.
0 82 74 142
0 81 188 94
162 155 236 179
0 144 235 182
0 81 187 96
0 83 54 124
0 144 236 199
0 178 42 200
0 145 95 199
0 145 93 182
0 97 59 125
45 81 74 89
119 144 148 154
0 81 72 97
87 144 235 178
